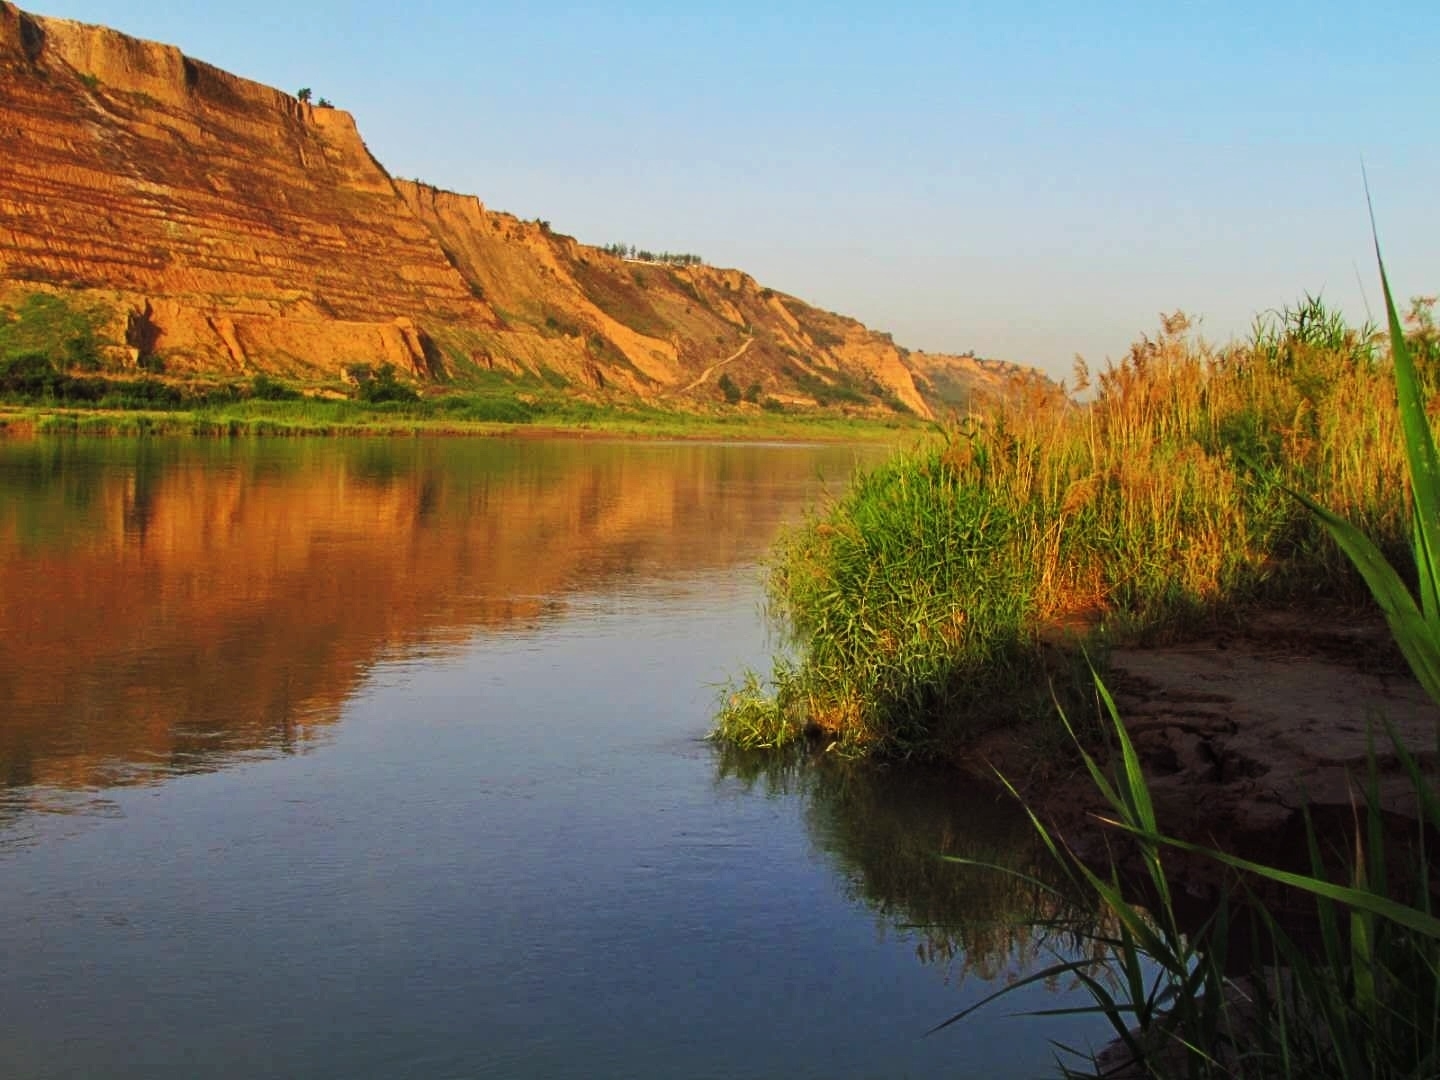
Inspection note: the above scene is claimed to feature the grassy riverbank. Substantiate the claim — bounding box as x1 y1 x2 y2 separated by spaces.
0 373 923 442
716 296 1440 757
0 292 927 442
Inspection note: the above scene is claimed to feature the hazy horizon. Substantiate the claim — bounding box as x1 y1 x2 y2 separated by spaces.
20 0 1439 381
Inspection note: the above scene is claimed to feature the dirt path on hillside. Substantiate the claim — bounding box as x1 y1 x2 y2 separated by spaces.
680 336 754 393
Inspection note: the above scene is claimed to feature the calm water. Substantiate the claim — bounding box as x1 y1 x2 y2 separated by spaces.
0 436 1105 1079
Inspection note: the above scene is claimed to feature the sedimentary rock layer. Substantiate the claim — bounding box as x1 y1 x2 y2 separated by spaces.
1 2 1040 413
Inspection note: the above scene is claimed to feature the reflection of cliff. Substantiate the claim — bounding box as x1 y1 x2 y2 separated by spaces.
714 747 1104 984
0 437 859 795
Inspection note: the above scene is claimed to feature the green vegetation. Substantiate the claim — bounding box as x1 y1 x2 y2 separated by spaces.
718 224 1440 1075
717 372 742 405
0 359 199 409
781 363 876 408
948 250 1440 1077
946 676 1440 1077
571 261 672 339
248 373 300 401
598 243 703 266
0 369 922 442
0 291 923 441
1 292 108 370
355 362 420 404
714 296 1433 756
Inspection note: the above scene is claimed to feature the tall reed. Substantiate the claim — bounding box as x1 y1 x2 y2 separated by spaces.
716 299 1419 755
938 240 1440 1077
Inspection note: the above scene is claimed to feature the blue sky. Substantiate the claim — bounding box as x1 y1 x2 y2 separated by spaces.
27 1 1440 379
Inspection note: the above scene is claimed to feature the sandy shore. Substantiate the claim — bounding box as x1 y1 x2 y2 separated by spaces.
973 603 1439 899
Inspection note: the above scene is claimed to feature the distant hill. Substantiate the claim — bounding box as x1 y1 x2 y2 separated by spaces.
0 2 1050 416
905 351 1057 413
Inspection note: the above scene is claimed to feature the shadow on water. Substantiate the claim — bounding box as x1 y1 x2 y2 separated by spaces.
713 743 1110 989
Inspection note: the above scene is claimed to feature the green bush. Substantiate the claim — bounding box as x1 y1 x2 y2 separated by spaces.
0 352 63 395
717 372 742 405
434 393 535 424
356 363 420 404
0 293 110 371
248 373 300 401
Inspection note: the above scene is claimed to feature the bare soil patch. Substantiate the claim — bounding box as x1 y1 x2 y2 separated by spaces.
970 603 1440 899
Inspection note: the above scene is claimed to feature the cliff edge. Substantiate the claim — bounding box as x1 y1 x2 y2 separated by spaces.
0 3 1044 414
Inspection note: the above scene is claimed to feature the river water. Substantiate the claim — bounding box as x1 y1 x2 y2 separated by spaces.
0 436 1105 1079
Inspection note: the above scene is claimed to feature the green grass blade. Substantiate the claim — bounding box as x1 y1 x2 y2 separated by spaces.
935 855 1070 899
1093 673 1158 836
1380 714 1440 842
923 958 1114 1036
1373 236 1440 615
1286 485 1440 701
1128 829 1440 938
1415 513 1440 625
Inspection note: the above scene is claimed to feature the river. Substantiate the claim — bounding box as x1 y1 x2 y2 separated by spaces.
0 436 1106 1079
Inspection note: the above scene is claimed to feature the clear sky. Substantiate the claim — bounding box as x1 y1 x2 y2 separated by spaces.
23 1 1440 380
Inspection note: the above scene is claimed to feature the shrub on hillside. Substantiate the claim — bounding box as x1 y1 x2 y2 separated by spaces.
249 373 300 401
717 372 742 405
356 363 420 404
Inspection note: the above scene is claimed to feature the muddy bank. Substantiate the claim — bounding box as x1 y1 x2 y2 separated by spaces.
970 604 1440 892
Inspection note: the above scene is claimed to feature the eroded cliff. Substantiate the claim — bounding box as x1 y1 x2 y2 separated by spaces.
0 3 1042 416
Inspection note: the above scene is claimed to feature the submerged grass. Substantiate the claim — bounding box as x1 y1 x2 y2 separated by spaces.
715 299 1432 756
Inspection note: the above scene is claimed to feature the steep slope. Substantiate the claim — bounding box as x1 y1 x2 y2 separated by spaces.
905 351 1056 414
396 181 934 412
0 2 1007 416
0 2 495 377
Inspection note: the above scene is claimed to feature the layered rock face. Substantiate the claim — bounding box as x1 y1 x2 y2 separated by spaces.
0 2 497 377
0 3 1036 415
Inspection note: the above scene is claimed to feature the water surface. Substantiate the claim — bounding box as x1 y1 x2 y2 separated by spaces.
0 436 1105 1078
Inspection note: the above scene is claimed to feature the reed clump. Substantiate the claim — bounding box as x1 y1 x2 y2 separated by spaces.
944 256 1440 1074
716 297 1431 756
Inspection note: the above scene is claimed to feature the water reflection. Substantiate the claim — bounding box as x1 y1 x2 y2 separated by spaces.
0 436 865 804
714 744 1105 987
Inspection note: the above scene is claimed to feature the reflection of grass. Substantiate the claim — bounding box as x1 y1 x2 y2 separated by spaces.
713 744 1106 986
